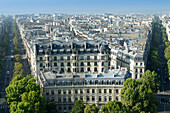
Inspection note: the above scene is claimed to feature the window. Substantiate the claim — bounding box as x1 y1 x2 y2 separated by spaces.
40 57 43 61
87 56 90 60
61 62 64 67
99 96 102 101
87 67 90 72
68 90 71 94
140 63 142 66
135 74 137 79
116 96 119 101
40 63 43 67
104 89 107 93
67 62 71 66
109 96 112 101
75 97 78 101
87 96 90 101
54 63 57 66
60 56 64 60
73 63 76 66
58 90 61 94
75 89 78 94
140 74 142 78
80 89 83 94
92 89 95 93
54 57 57 61
102 56 105 60
87 62 90 66
87 89 89 93
140 69 143 73
73 56 76 60
67 68 71 72
99 89 101 93
64 106 67 110
67 56 70 60
46 91 49 95
58 106 62 111
58 97 61 102
60 68 64 73
94 62 97 66
135 69 138 73
68 97 71 102
109 89 112 93
63 90 66 94
94 56 97 60
115 89 119 94
63 97 67 102
80 96 83 101
94 67 97 72
136 63 138 66
81 62 84 66
69 106 72 110
108 62 110 66
47 57 49 61
102 62 104 66
92 96 95 101
80 56 84 60
81 68 84 72
104 96 107 101
51 97 55 101
51 90 54 95
73 68 76 72
102 68 104 72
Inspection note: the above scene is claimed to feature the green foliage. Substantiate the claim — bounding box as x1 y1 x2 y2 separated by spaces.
142 70 160 93
14 54 21 62
71 100 85 113
5 75 45 113
162 25 170 80
101 100 126 113
167 60 170 79
13 62 23 77
0 17 11 75
121 78 158 113
13 20 21 55
148 18 161 73
165 46 170 60
84 104 99 113
44 100 58 113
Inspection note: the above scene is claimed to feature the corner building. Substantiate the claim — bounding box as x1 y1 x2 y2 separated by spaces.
35 40 111 79
38 68 128 113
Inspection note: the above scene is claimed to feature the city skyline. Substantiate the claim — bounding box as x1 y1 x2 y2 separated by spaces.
0 0 170 15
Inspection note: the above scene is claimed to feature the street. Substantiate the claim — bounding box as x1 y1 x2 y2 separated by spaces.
157 24 170 112
0 21 31 113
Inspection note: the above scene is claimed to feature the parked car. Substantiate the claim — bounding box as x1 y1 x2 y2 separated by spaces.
6 71 9 75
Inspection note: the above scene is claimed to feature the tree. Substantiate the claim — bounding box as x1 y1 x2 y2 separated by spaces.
165 46 170 60
84 104 99 113
14 54 21 62
5 75 45 113
71 100 85 113
142 70 160 93
121 78 158 113
13 62 23 77
45 100 58 113
167 60 170 79
101 100 126 113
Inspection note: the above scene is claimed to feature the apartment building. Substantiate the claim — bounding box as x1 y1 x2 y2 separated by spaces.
38 68 128 113
35 39 111 80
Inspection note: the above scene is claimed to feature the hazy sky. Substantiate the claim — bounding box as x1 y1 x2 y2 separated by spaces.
0 0 170 15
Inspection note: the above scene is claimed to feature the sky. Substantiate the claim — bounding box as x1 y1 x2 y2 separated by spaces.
0 0 170 15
